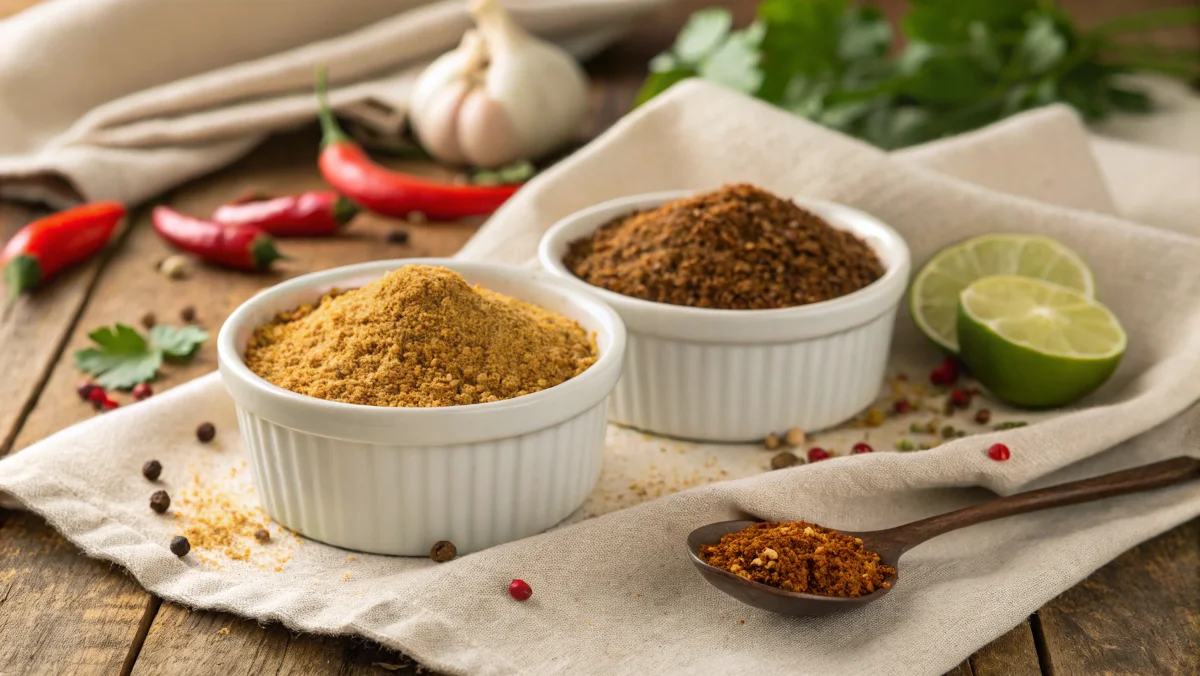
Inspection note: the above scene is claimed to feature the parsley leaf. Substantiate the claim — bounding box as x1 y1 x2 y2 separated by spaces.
74 323 208 390
150 324 209 359
638 1 1200 148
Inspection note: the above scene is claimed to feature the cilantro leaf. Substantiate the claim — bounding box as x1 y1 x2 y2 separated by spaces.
74 323 207 390
75 324 163 390
673 8 733 63
150 324 209 359
698 22 766 95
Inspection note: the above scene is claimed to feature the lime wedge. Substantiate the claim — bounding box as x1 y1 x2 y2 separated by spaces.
910 235 1095 352
957 275 1125 408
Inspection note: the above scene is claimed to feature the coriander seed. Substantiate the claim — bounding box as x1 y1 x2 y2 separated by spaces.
764 433 781 450
784 427 805 447
196 422 216 443
142 460 162 481
170 535 191 557
895 438 915 451
429 540 457 562
149 490 171 514
909 422 924 434
864 408 885 427
941 425 956 440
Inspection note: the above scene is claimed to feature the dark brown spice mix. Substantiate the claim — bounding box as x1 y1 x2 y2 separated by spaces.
699 520 895 597
563 184 885 310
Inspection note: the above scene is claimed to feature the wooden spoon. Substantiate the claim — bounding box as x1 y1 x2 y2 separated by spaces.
687 456 1200 617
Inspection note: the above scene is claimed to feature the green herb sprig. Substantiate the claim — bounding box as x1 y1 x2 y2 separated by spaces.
74 323 208 390
637 0 1199 149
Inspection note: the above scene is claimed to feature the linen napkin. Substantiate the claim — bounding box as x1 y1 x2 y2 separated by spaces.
3 83 1200 676
0 0 663 208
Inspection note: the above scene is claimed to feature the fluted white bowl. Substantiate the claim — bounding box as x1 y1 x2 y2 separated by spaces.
538 191 910 442
217 259 625 555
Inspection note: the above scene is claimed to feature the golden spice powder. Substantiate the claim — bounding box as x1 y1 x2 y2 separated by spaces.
244 265 597 407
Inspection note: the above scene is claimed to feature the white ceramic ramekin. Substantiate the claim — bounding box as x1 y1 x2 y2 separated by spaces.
538 191 910 443
218 259 625 556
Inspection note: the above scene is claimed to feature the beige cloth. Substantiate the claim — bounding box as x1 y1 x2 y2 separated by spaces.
0 0 663 208
3 84 1200 676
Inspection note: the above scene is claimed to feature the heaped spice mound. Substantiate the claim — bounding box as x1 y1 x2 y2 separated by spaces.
564 184 885 310
699 520 895 597
244 265 597 407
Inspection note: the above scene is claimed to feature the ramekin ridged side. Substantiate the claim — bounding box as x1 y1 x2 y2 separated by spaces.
218 259 625 556
610 309 897 440
236 402 608 555
538 191 910 443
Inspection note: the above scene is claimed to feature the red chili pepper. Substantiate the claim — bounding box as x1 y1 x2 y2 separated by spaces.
212 191 359 237
151 206 283 271
2 201 125 296
314 69 521 221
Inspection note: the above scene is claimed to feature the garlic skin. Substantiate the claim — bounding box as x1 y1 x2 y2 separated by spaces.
410 0 589 168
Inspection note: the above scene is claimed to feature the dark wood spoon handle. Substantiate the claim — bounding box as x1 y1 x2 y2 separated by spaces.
879 457 1200 557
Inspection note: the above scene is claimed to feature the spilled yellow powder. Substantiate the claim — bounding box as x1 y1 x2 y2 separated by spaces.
244 265 597 407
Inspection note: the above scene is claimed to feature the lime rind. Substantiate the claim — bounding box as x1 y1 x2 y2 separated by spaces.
910 234 1096 352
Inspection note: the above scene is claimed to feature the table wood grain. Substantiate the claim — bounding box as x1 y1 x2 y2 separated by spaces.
1 1 1197 674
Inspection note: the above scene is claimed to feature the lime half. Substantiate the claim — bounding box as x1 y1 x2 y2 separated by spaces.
957 275 1125 408
910 234 1095 352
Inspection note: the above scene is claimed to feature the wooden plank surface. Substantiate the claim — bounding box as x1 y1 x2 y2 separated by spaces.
0 0 1198 674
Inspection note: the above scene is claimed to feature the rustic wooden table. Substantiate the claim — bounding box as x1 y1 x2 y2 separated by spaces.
1 1 1197 674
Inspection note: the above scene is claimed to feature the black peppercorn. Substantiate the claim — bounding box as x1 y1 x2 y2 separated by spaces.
180 305 197 323
429 540 457 562
149 490 171 514
141 312 157 329
142 460 163 481
386 229 410 245
254 529 271 543
196 422 216 443
170 535 191 557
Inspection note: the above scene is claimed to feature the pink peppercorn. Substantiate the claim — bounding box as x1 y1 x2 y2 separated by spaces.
987 443 1011 461
87 387 108 409
508 579 532 601
132 383 153 401
950 389 973 409
851 442 873 454
807 447 830 462
892 400 911 414
100 398 120 412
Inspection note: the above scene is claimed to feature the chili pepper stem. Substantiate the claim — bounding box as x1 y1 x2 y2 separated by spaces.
314 67 353 149
251 237 288 269
332 197 361 226
4 255 41 297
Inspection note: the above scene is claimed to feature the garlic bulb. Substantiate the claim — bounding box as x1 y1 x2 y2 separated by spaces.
409 0 589 168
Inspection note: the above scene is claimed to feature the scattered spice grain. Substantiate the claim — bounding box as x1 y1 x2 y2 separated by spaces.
180 305 196 323
141 312 156 329
149 490 171 514
563 184 884 310
508 579 533 601
863 408 885 427
895 438 915 451
76 380 97 401
974 409 992 425
132 383 153 401
699 521 894 597
142 460 162 481
386 229 410 245
196 422 216 443
254 529 271 543
170 535 191 557
769 451 799 470
244 265 597 407
764 433 781 451
784 427 805 447
430 540 457 562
